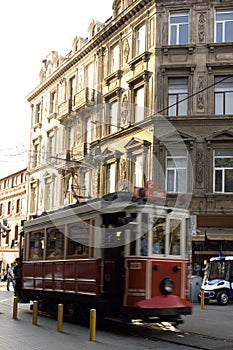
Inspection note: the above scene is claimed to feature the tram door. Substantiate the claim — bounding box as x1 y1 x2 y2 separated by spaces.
102 212 125 302
103 245 124 302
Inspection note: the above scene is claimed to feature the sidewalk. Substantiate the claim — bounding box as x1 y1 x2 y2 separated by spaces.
0 284 163 350
1 281 233 350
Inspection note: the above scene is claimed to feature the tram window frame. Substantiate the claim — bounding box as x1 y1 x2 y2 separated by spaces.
167 217 185 256
46 227 65 259
28 230 45 260
151 218 165 255
67 222 90 259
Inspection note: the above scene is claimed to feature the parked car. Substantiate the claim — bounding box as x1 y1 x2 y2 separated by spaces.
199 256 233 305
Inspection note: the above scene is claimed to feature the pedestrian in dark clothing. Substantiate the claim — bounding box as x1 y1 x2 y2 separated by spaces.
14 258 22 299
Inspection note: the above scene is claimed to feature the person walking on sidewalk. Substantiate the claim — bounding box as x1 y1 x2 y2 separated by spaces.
6 263 15 291
13 258 22 299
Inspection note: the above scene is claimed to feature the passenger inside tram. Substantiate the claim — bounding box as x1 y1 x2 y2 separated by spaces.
169 219 181 255
152 223 165 254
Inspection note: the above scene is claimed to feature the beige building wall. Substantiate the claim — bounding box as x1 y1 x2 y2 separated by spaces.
26 0 233 267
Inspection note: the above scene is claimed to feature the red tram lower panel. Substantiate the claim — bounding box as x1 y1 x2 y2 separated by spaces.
22 258 102 296
124 258 192 317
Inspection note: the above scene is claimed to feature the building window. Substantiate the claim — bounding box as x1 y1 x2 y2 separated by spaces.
110 44 119 73
214 150 233 193
32 142 40 168
168 78 188 116
35 103 41 124
47 133 55 157
215 9 233 43
133 154 143 187
135 24 146 56
86 63 94 89
108 101 118 133
169 13 189 45
69 76 76 106
30 183 37 213
16 199 20 213
44 175 55 211
214 76 233 115
134 86 145 122
84 172 90 199
86 117 92 146
7 201 11 215
166 150 187 193
106 162 116 193
50 91 57 114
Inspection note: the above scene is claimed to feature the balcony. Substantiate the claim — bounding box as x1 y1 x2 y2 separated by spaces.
73 88 95 112
71 142 88 160
57 100 69 121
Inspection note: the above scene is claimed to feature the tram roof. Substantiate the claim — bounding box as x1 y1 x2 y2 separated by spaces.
24 191 189 231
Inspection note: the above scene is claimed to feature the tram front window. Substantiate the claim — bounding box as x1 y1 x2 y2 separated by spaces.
141 234 148 255
169 219 181 255
152 221 165 254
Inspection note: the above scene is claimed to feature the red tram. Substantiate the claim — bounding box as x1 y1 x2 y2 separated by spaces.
21 192 192 325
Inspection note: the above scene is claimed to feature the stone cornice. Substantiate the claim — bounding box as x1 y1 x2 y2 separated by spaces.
27 0 153 102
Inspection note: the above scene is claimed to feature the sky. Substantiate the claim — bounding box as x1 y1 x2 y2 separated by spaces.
0 0 112 178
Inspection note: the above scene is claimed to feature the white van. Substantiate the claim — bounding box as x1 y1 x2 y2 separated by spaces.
199 256 233 305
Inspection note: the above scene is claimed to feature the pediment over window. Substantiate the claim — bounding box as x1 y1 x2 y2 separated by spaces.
125 137 142 149
159 130 195 149
125 137 151 152
128 51 151 70
205 129 233 142
102 147 122 161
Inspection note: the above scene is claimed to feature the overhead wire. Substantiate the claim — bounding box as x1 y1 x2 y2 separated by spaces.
0 75 232 164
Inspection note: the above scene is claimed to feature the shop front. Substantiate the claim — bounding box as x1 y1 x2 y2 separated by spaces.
191 214 233 277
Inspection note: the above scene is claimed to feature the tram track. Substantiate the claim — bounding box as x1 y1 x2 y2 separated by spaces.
104 319 233 350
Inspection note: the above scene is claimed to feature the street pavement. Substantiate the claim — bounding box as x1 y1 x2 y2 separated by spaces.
1 281 233 350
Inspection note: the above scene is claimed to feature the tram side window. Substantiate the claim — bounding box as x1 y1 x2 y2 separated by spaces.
29 231 44 260
67 237 89 258
67 222 89 258
169 219 181 255
46 228 64 259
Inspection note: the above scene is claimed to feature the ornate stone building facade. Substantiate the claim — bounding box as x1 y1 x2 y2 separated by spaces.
26 0 233 271
0 169 27 271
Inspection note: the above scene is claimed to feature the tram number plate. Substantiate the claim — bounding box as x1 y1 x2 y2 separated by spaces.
129 262 142 270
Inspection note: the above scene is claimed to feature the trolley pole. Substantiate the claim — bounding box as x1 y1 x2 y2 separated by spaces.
12 296 18 319
57 304 63 332
32 300 38 325
89 308 96 341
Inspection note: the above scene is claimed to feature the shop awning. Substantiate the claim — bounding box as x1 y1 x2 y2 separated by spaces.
205 228 233 241
191 234 205 241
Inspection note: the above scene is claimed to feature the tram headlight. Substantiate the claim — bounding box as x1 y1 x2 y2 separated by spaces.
160 277 174 295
